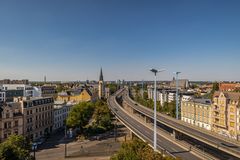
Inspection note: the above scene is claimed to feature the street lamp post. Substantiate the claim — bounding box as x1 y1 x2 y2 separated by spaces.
150 68 165 151
33 143 37 160
174 72 181 120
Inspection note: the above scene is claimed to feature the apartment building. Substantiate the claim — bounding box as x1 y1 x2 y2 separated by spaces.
14 97 54 141
57 88 93 103
168 92 180 103
219 83 240 92
170 79 190 89
0 102 23 142
212 91 240 139
1 84 35 97
5 90 24 102
40 85 57 99
0 90 5 102
0 79 29 85
181 99 212 130
148 87 194 106
53 101 73 131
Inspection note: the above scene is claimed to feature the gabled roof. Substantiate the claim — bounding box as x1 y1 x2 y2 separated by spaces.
58 88 92 97
213 91 240 101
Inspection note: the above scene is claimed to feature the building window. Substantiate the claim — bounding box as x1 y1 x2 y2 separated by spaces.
14 130 18 135
8 122 11 128
4 134 7 139
14 120 18 127
6 113 10 118
36 108 38 113
27 110 29 115
4 122 7 129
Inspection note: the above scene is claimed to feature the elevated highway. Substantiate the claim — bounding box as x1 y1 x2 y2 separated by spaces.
121 88 240 159
108 88 240 160
108 89 205 160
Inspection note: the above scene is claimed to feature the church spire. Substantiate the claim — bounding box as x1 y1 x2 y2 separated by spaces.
98 67 105 99
99 68 103 81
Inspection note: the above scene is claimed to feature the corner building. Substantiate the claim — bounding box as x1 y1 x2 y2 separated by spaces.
15 97 54 140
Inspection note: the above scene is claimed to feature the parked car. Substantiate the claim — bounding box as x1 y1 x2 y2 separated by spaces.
31 143 38 151
36 137 46 145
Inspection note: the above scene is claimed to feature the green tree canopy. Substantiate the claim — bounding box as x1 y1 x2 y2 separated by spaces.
66 102 95 131
0 135 32 160
66 100 113 135
111 138 180 160
107 84 118 95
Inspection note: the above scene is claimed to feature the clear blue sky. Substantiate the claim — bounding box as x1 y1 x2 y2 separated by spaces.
0 0 240 81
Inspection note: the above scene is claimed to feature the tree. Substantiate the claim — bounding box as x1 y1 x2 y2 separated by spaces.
143 91 148 100
207 82 219 99
0 135 33 160
66 100 113 136
91 100 113 132
212 82 219 92
111 138 180 160
66 102 95 132
162 101 176 118
107 84 118 95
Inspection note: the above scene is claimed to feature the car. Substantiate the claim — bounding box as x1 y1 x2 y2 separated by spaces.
36 137 45 145
31 143 38 151
221 143 238 148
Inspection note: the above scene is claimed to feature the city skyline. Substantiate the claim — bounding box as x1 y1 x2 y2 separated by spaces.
0 0 240 81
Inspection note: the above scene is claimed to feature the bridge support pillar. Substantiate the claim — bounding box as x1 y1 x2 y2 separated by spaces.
144 116 151 123
122 101 134 114
172 130 183 140
129 130 133 140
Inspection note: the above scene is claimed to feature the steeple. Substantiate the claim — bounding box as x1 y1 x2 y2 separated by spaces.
99 68 103 81
98 67 105 99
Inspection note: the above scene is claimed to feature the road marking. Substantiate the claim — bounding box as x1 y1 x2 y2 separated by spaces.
170 147 178 152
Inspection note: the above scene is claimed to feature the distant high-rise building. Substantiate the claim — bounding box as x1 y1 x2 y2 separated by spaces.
44 76 46 83
98 68 105 99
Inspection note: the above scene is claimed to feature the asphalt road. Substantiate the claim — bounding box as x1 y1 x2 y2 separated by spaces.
121 89 240 159
108 94 201 160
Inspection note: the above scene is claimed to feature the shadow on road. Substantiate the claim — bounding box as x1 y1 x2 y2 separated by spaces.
37 129 75 151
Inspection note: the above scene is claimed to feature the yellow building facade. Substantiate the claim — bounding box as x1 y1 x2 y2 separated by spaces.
212 91 240 139
57 89 92 103
181 99 211 130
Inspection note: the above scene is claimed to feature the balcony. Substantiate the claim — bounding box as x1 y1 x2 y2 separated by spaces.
212 106 220 111
213 112 220 117
212 119 226 128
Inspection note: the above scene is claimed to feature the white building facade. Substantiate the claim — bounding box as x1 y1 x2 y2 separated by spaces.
0 91 6 102
53 102 73 131
1 84 35 97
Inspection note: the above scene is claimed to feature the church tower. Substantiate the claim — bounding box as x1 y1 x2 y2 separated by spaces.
98 68 105 99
